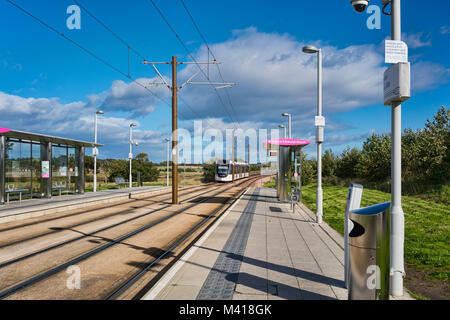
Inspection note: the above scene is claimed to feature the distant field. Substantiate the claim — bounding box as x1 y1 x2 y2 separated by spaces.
300 183 449 299
84 171 204 191
148 170 204 186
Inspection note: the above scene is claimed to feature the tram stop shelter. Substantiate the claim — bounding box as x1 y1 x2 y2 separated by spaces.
264 139 310 203
0 127 102 205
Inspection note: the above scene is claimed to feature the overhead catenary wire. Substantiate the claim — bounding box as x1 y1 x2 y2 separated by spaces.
72 0 216 127
179 0 243 131
147 0 241 131
5 0 198 121
72 0 147 61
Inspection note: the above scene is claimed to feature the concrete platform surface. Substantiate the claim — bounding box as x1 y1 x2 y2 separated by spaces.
144 187 414 301
0 186 168 224
144 187 347 300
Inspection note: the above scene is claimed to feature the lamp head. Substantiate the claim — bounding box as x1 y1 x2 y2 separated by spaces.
302 45 320 54
96 110 104 115
282 113 290 117
279 125 285 128
130 123 137 128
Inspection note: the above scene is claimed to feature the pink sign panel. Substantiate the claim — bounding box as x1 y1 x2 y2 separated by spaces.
0 128 11 134
265 139 311 146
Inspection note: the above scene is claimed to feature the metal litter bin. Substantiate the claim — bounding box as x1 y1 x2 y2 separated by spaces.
348 202 390 300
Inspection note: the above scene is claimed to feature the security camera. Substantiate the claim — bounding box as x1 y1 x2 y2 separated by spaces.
350 0 369 12
135 142 139 147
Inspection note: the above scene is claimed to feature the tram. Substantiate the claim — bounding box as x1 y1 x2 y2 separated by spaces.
215 160 249 182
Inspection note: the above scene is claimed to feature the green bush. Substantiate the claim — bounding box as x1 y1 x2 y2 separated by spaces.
202 162 216 182
302 106 449 200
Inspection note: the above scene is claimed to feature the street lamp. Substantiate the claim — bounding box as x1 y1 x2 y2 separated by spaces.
278 125 287 139
349 0 406 297
129 123 138 189
93 110 104 193
164 138 170 187
281 113 292 139
302 44 323 224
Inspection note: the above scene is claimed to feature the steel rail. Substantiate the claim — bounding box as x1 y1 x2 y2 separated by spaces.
106 176 259 300
0 185 223 270
0 184 216 249
0 177 258 299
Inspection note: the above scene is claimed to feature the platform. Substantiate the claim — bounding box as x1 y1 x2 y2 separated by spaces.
144 187 348 300
0 186 169 224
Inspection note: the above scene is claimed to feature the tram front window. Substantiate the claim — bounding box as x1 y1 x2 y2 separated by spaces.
217 165 229 177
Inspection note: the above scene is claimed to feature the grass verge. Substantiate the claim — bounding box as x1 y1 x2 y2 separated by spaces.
301 183 449 299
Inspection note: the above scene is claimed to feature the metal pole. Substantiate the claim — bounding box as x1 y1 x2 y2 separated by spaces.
78 146 85 194
166 139 170 187
0 136 5 205
316 49 323 224
288 115 292 139
172 56 178 204
129 126 133 189
93 113 98 193
232 130 235 182
284 127 287 139
184 160 186 187
248 143 250 164
390 0 405 297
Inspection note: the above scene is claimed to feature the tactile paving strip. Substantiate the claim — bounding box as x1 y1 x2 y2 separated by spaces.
196 188 260 300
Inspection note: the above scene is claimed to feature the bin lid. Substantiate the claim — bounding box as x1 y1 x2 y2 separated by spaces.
350 202 390 216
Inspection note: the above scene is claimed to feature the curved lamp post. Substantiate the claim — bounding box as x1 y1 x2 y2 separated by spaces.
279 125 286 139
302 44 323 224
129 123 138 189
281 113 292 139
93 110 104 193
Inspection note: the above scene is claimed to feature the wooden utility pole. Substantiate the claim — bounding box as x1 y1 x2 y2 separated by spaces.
171 56 178 204
142 57 234 204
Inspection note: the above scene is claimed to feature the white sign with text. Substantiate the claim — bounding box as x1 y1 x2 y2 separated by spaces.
385 40 408 64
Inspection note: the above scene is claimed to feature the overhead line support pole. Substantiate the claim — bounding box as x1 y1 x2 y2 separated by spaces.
172 56 179 205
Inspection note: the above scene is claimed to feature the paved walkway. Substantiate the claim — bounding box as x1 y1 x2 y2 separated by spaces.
144 187 347 300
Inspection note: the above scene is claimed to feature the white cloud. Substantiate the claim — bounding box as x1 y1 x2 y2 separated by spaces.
402 32 432 49
178 27 385 124
99 78 170 117
411 61 450 91
440 25 450 35
1 27 449 161
0 91 165 159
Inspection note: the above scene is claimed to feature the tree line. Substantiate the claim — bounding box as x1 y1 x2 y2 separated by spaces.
301 106 449 195
85 153 159 183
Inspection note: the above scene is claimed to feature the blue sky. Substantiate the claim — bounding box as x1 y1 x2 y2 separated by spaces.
0 0 449 162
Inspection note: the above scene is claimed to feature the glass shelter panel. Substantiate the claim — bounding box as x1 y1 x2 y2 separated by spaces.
68 147 77 194
31 143 42 198
1 130 93 204
52 146 76 196
5 140 32 200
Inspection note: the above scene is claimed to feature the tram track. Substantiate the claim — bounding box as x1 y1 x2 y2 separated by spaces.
107 178 257 300
0 176 260 300
0 183 214 235
0 184 224 268
0 184 216 249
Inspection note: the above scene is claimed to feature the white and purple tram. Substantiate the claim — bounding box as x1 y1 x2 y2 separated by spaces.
215 160 249 182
